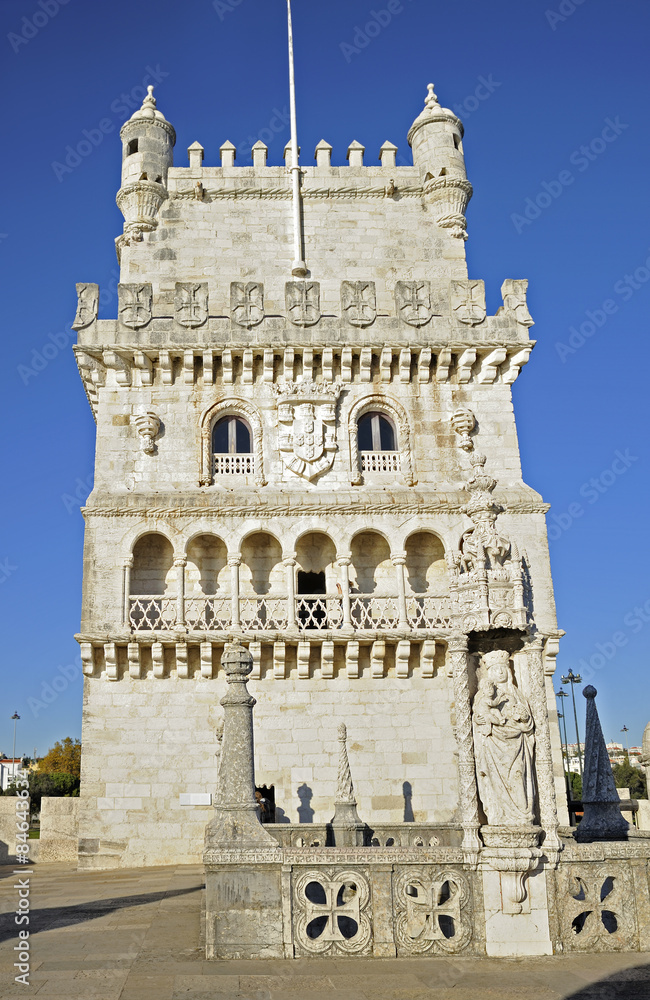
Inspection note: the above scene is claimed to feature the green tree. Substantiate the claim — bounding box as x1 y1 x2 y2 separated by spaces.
39 737 81 779
567 771 582 801
613 756 647 799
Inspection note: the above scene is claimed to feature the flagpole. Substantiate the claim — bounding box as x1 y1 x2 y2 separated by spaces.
286 0 307 276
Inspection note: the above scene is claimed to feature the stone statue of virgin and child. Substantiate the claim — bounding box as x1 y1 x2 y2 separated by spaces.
472 649 537 826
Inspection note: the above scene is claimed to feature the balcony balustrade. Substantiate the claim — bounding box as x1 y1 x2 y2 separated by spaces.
360 450 401 473
128 593 453 632
212 453 254 476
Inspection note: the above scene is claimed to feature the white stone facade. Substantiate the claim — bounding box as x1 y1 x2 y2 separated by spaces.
74 84 569 869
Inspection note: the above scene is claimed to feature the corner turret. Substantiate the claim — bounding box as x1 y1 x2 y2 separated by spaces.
116 86 176 258
408 83 473 240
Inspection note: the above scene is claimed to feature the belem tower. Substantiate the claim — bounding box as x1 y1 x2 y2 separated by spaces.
71 81 650 958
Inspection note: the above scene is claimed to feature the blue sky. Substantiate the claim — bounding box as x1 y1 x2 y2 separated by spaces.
0 0 648 760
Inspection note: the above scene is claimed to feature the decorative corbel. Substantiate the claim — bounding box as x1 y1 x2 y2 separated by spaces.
133 407 160 455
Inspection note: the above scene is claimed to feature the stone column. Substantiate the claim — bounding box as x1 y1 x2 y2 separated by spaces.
338 557 352 628
448 635 481 857
122 557 133 626
283 557 296 628
229 557 241 628
204 642 277 848
525 636 562 857
392 554 409 628
174 557 186 626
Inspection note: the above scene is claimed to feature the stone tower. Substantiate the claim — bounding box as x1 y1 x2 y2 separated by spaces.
73 83 568 870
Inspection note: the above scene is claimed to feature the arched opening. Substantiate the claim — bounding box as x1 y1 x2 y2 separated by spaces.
185 534 230 630
357 412 400 474
212 415 253 476
405 531 450 629
129 533 175 630
240 532 286 629
350 531 397 628
295 532 339 629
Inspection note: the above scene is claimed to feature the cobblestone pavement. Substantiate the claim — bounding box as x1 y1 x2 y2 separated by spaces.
1 864 648 999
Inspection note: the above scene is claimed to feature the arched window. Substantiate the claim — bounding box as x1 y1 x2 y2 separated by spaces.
212 415 253 475
357 412 399 473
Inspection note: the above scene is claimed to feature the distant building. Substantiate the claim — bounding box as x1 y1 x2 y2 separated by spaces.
0 758 24 790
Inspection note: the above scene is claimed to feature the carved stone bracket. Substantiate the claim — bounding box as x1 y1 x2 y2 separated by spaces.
133 408 160 455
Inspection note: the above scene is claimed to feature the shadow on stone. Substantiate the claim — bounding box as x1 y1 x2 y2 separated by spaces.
297 782 314 823
0 884 201 944
563 963 650 1000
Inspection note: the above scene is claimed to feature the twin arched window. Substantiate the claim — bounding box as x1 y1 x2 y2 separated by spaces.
357 412 396 452
212 415 252 455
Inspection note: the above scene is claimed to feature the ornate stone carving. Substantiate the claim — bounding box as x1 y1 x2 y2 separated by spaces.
450 408 475 452
472 650 536 827
556 864 637 952
395 280 432 326
460 454 510 574
133 407 160 455
341 281 377 327
393 867 472 954
576 686 629 842
276 380 341 481
118 283 152 329
72 283 99 330
174 282 208 327
331 723 365 847
204 642 278 850
292 867 372 956
501 279 534 327
451 280 486 326
286 281 320 326
230 281 264 327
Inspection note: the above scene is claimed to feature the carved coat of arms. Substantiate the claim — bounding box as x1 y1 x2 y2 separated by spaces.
72 283 99 330
231 282 264 327
286 281 320 326
341 281 376 327
395 280 432 327
276 381 341 480
118 283 152 329
501 279 534 327
175 282 208 327
451 279 486 326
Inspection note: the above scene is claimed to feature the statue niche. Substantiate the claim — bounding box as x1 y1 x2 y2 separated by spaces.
472 650 536 827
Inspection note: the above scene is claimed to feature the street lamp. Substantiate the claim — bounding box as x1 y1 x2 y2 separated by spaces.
621 725 629 755
11 712 20 783
561 670 583 779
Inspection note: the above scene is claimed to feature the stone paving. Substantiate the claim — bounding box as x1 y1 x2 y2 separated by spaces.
1 864 648 1000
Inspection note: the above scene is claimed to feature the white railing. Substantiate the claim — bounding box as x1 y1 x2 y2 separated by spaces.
129 596 177 630
213 454 255 476
240 597 288 630
296 596 344 630
360 451 401 473
350 596 401 629
406 595 453 629
184 595 232 631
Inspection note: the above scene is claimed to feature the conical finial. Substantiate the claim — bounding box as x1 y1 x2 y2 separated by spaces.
425 82 439 109
336 723 355 804
576 685 629 842
143 85 156 110
128 84 170 124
